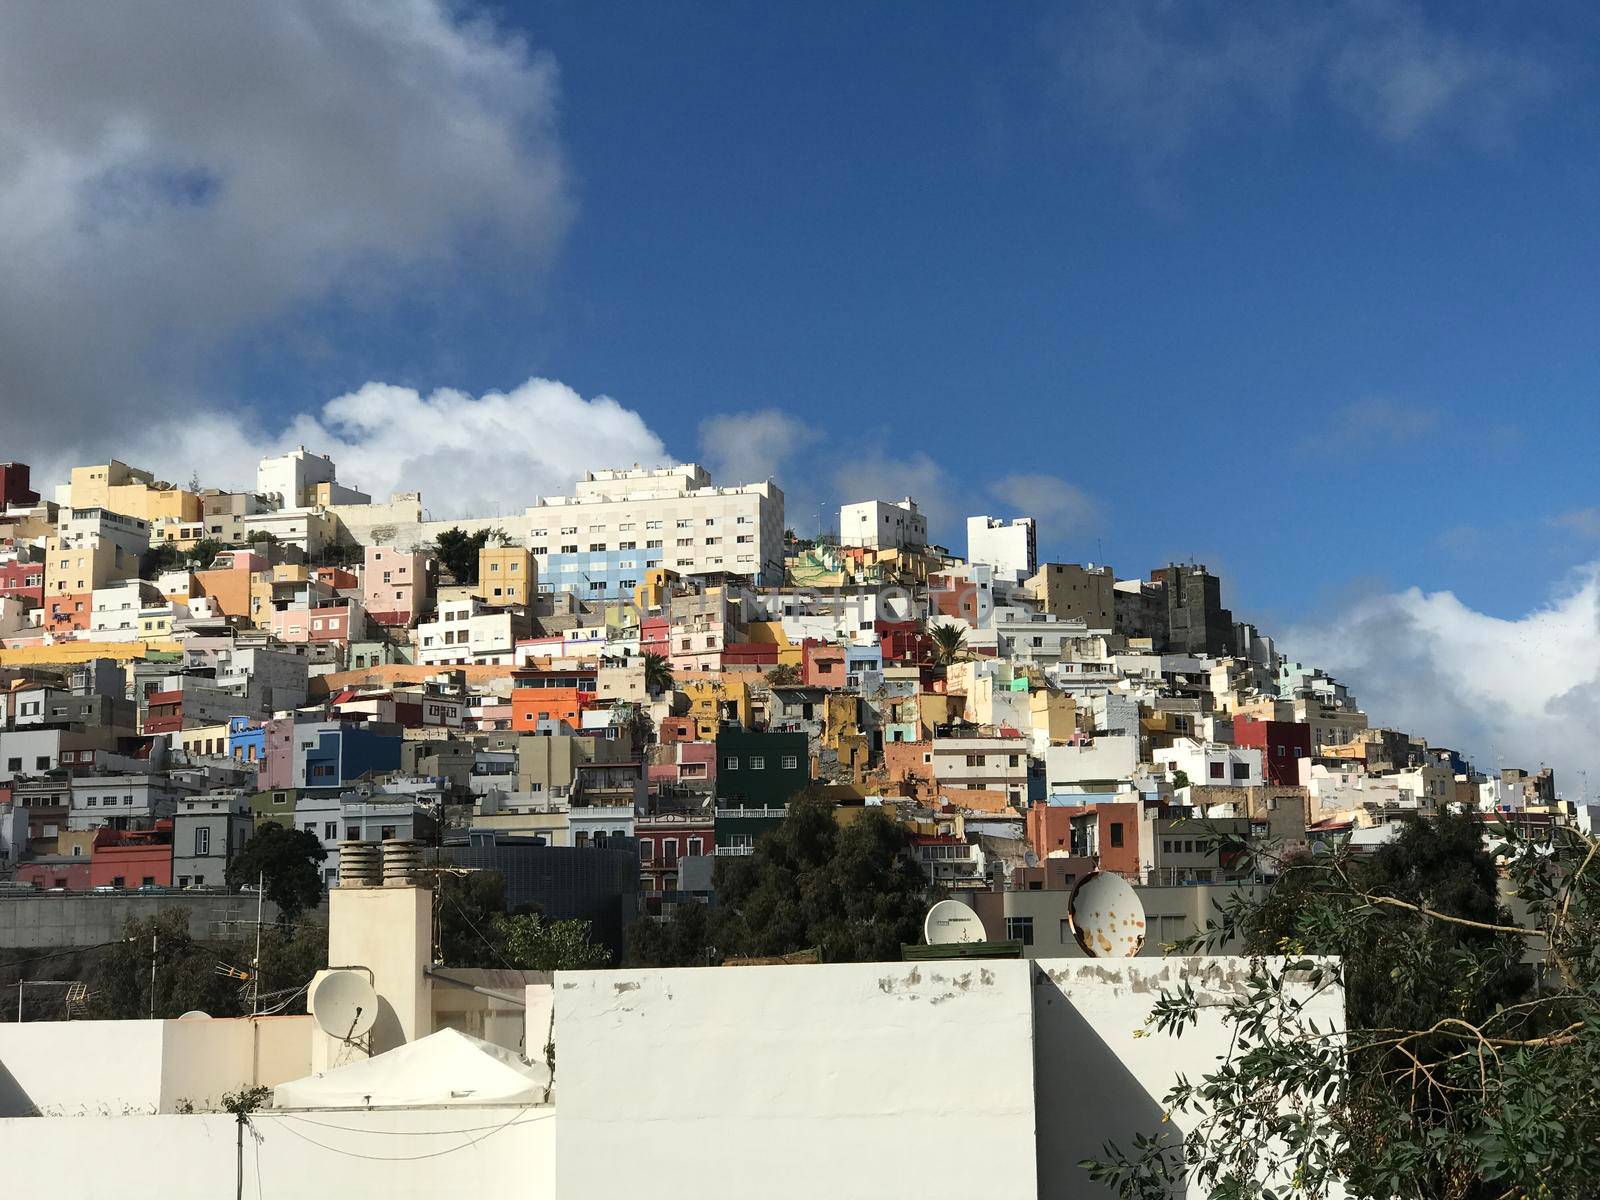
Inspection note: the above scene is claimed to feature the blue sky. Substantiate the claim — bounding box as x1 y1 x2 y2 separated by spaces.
4 1 1599 779
248 1 1600 625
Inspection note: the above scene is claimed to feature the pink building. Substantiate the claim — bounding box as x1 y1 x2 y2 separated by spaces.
363 546 433 626
269 597 366 645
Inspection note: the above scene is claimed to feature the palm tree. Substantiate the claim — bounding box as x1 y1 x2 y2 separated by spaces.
644 652 674 696
928 623 967 665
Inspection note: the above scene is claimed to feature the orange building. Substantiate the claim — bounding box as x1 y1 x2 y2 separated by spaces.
510 666 597 731
89 823 174 889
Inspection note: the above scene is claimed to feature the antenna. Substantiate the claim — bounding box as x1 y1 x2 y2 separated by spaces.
310 970 379 1042
923 898 984 945
1067 871 1147 958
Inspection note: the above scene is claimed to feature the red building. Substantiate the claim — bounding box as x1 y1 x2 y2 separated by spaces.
720 642 778 670
802 642 846 687
17 860 90 891
0 559 44 605
89 823 174 889
142 690 184 736
0 463 39 509
656 716 697 744
877 620 931 664
640 617 669 660
1233 718 1312 786
635 810 714 896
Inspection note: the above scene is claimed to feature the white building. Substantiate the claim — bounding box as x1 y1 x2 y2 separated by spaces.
1044 733 1140 794
927 737 1032 804
415 597 527 666
967 514 1037 583
839 497 927 550
1153 738 1263 789
88 580 163 642
256 447 370 511
528 463 785 594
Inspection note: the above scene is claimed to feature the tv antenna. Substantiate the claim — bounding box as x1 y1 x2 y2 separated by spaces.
923 898 984 945
310 970 378 1042
1068 871 1147 958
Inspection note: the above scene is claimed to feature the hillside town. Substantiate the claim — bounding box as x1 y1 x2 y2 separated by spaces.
0 450 1572 965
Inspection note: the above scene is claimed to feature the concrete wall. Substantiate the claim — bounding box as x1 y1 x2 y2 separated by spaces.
555 961 1041 1198
0 1015 313 1116
0 1107 554 1198
0 893 315 950
1033 957 1344 1199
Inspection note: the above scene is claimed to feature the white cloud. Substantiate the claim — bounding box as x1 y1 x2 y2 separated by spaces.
1313 397 1440 449
1549 509 1600 540
988 473 1100 539
697 411 815 485
830 453 959 543
1050 1 1556 172
106 378 670 520
0 0 569 453
1285 568 1600 787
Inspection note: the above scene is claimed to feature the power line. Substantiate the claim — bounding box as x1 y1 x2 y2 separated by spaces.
260 1107 548 1161
0 939 123 973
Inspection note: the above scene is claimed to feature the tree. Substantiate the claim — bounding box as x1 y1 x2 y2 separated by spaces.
245 530 277 547
627 900 713 967
434 870 610 969
188 538 225 570
644 652 674 696
928 622 967 665
493 912 612 971
631 795 927 967
318 539 364 569
435 870 515 967
141 541 184 578
89 909 247 1019
1087 812 1600 1200
432 527 499 584
226 822 327 925
765 663 802 687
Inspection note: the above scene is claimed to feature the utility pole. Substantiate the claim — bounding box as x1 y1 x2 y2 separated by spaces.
250 870 263 1017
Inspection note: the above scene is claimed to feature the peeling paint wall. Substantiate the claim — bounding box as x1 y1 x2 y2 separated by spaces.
554 961 1040 1199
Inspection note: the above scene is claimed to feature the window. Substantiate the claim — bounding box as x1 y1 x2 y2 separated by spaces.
676 519 692 528
640 841 654 863
1209 761 1224 779
736 515 750 524
780 755 798 770
195 827 210 855
1232 763 1250 780
676 538 693 547
35 756 49 770
646 520 662 530
560 544 578 555
324 821 337 839
589 543 605 552
1005 916 1034 945
688 837 704 856
380 825 397 840
736 534 752 543
1109 822 1124 848
725 756 738 770
646 539 663 549
749 756 765 770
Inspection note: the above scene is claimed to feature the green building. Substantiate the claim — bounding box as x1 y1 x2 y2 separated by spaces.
714 729 809 853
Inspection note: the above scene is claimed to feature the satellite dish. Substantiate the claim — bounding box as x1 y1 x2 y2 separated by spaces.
923 898 984 945
311 970 378 1041
1068 871 1147 958
178 1010 212 1020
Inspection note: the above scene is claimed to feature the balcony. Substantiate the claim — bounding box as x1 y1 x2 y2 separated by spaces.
714 806 787 819
714 844 754 856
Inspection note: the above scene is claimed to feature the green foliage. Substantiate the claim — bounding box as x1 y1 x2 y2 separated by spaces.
141 541 185 578
226 822 327 925
1088 813 1600 1200
188 538 225 570
625 796 928 966
643 652 674 696
430 526 503 584
1172 768 1190 791
317 539 364 569
89 909 245 1019
928 622 967 665
434 870 609 969
627 900 713 967
492 912 612 971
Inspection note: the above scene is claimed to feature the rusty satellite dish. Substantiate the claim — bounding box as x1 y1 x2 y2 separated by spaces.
1067 871 1147 958
923 898 984 945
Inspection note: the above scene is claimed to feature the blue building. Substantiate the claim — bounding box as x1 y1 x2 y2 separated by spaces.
227 715 266 767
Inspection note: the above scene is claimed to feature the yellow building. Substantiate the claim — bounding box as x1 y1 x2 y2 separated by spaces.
476 546 537 606
1029 689 1078 744
745 620 805 668
682 676 753 739
632 567 680 615
43 534 122 600
176 722 233 759
70 460 201 524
